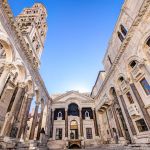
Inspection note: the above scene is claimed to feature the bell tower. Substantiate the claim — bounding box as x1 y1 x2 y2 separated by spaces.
16 3 48 67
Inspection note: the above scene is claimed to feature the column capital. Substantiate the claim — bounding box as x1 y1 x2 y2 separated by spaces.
4 63 15 70
18 82 26 88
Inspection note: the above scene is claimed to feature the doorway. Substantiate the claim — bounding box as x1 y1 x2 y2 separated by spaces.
70 120 78 139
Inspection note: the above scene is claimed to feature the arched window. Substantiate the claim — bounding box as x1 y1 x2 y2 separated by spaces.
85 111 90 118
129 60 137 68
120 24 127 36
57 111 62 118
119 76 124 82
117 31 124 42
146 37 150 47
68 103 79 116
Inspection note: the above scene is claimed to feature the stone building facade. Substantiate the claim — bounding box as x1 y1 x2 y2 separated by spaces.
0 1 51 148
91 0 150 145
47 91 101 149
1 0 150 149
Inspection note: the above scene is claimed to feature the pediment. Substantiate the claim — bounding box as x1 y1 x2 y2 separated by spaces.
52 91 93 103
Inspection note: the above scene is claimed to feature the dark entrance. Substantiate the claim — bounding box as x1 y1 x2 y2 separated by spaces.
69 144 80 149
68 140 81 149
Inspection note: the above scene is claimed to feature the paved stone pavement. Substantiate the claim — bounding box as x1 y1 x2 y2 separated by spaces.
68 145 150 150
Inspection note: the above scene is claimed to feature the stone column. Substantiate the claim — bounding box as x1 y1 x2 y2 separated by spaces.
2 83 25 137
0 74 10 100
65 108 68 137
111 104 124 137
29 101 40 140
130 83 150 129
80 108 83 137
0 64 13 96
18 94 33 139
106 110 113 138
93 108 99 136
37 105 44 140
119 95 136 135
96 110 102 139
50 109 54 138
9 83 25 137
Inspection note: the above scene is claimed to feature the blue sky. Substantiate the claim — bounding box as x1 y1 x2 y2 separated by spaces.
8 0 124 94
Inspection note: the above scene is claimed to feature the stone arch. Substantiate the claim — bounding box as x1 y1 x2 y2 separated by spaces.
69 144 80 149
14 60 27 83
0 35 14 62
127 55 141 65
66 98 82 109
126 55 143 72
70 120 79 140
117 74 126 84
137 28 150 60
68 103 79 116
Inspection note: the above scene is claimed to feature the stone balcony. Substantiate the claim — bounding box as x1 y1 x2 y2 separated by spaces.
128 103 140 118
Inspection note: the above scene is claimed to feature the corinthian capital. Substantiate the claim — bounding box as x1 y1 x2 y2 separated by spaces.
4 63 15 70
18 82 26 88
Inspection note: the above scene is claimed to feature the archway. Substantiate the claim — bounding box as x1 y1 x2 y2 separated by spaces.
70 120 78 140
0 38 14 63
69 144 80 149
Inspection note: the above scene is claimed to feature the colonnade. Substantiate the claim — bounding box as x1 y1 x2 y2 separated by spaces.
0 62 48 141
96 60 150 144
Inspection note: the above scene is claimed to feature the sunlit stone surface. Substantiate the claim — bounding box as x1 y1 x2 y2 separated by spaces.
0 0 150 149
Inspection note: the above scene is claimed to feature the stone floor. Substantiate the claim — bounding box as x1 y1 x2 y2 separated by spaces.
68 148 148 150
67 145 150 150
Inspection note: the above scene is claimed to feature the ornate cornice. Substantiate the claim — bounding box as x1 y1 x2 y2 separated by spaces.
94 0 150 99
0 1 51 100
